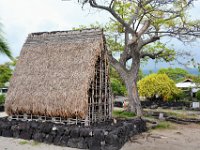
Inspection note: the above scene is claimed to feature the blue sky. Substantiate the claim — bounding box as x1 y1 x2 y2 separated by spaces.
0 0 200 70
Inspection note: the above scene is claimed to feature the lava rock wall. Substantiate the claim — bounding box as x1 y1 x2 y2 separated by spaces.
141 101 191 109
0 118 147 150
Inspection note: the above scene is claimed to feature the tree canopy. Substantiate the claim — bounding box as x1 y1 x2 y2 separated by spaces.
157 67 189 82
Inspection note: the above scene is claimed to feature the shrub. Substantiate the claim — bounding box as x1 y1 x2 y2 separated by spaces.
138 73 181 101
111 78 127 96
196 90 200 101
0 95 5 105
173 92 187 101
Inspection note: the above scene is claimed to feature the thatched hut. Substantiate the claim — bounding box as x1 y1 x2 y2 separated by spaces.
5 29 112 124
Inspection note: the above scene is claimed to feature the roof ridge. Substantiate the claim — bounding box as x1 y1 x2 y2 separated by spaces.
30 28 103 37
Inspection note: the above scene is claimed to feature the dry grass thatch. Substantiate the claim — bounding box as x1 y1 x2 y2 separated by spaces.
5 29 106 119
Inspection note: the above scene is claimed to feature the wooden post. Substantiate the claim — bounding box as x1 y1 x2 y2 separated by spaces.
92 81 94 123
99 55 102 121
95 65 98 122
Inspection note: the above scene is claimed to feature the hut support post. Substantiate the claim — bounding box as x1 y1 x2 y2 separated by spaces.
92 81 95 123
104 53 108 120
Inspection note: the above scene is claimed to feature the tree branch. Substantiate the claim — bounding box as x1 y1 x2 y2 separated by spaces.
107 52 128 81
140 50 163 59
88 0 135 33
109 0 115 8
138 20 151 37
128 5 139 26
140 35 160 49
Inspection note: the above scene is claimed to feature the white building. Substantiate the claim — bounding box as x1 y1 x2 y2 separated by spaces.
0 82 9 95
176 79 200 97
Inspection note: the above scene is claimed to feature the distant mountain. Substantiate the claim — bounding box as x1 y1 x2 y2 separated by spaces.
186 68 199 75
142 68 199 75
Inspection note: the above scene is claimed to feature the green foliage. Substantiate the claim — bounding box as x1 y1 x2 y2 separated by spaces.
138 73 181 101
0 23 13 60
0 63 12 87
0 95 5 105
192 76 200 86
138 69 144 81
19 140 29 145
173 92 188 100
143 42 176 63
196 90 200 101
110 67 127 96
111 78 127 96
158 68 189 82
154 121 172 130
112 110 135 119
110 67 144 96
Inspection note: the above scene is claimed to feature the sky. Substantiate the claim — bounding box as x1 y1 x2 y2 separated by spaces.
0 0 200 70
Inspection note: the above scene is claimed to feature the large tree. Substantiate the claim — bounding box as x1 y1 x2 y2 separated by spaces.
77 0 200 116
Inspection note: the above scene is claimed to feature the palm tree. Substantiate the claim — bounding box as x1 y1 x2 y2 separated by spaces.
0 23 13 60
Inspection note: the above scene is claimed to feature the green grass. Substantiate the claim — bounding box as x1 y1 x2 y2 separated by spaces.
19 140 29 145
19 140 40 146
154 121 174 130
31 141 40 146
144 108 199 119
112 110 136 119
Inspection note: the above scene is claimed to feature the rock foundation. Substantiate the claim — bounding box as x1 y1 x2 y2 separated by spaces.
0 118 147 150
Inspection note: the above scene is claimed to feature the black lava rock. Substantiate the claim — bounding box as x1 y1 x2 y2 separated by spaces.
67 137 86 149
53 135 62 145
19 130 32 140
44 134 54 144
32 132 45 142
80 128 91 137
2 130 12 137
60 135 70 146
70 127 80 138
93 129 105 141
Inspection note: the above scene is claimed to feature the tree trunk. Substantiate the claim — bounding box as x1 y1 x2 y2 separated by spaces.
125 75 143 116
108 51 143 116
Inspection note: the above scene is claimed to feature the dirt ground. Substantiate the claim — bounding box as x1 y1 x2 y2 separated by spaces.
0 124 200 150
122 123 200 150
0 137 80 150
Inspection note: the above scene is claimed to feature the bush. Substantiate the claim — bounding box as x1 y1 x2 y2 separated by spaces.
196 90 200 101
111 78 127 96
0 95 5 105
138 73 181 101
173 92 188 101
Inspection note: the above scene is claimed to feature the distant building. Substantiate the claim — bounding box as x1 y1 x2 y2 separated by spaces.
0 82 9 95
176 79 200 97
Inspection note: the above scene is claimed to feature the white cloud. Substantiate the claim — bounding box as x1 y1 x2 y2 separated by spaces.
0 0 110 63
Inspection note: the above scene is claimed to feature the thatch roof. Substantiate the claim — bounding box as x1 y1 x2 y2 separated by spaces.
5 29 105 119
